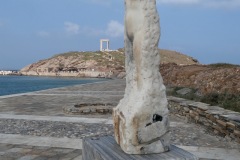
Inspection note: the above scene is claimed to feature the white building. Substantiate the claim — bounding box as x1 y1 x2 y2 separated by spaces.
0 70 13 75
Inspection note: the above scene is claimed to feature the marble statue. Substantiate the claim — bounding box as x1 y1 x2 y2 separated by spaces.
113 0 170 154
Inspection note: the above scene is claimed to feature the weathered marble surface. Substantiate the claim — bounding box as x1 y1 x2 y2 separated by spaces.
113 0 170 154
82 136 199 160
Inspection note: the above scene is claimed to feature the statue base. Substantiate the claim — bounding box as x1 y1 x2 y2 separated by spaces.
82 136 199 160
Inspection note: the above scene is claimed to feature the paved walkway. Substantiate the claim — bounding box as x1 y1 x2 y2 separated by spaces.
0 79 240 160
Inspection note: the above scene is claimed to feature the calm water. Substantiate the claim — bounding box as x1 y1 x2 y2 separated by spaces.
0 76 107 96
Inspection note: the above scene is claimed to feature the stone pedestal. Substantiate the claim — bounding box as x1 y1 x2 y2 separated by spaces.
82 136 199 160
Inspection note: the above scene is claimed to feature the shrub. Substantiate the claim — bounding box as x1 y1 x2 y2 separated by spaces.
201 93 240 112
208 63 240 68
167 86 240 113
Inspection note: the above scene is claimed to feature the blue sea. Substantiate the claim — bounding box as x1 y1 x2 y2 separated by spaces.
0 76 107 96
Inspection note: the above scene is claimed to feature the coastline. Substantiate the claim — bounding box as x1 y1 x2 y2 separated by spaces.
19 71 126 79
20 70 113 78
0 76 110 97
0 79 111 99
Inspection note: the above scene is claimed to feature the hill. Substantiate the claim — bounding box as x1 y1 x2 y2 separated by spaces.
161 63 240 112
20 49 198 78
160 63 240 95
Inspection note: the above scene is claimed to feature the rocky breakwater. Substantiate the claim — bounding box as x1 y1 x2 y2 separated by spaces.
168 96 240 143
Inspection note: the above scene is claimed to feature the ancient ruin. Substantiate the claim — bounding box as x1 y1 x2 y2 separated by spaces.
113 0 170 154
100 39 110 51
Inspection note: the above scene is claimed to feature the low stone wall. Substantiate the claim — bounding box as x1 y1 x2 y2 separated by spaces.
63 103 114 115
168 96 240 143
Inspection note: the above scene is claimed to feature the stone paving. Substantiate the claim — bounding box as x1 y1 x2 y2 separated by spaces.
0 144 81 160
0 79 240 160
0 80 123 117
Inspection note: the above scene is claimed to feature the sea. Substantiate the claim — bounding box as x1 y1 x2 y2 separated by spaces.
0 75 107 96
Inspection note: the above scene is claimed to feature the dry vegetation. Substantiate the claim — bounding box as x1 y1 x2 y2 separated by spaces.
161 63 240 112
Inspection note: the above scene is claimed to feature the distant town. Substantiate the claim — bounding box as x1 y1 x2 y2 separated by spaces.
0 70 19 75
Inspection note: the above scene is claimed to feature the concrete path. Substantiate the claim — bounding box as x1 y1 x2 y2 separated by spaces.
177 145 240 160
0 79 240 160
0 114 113 124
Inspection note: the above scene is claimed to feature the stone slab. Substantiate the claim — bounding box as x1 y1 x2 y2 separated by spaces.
222 114 240 123
167 96 187 103
188 102 210 110
82 136 199 160
177 145 240 160
0 114 111 124
0 134 82 149
176 88 192 95
207 106 225 110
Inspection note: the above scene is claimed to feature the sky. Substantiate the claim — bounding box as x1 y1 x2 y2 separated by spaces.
0 0 240 70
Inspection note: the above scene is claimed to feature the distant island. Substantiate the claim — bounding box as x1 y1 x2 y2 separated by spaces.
20 49 198 78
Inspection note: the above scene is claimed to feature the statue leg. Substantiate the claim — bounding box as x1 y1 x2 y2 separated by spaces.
113 30 134 145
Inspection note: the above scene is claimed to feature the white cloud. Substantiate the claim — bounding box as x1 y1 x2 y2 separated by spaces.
64 22 80 35
157 0 240 9
62 20 124 38
106 20 124 37
37 31 50 37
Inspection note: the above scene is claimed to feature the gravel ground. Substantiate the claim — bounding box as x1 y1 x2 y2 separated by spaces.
170 115 240 149
0 119 113 139
1 115 240 150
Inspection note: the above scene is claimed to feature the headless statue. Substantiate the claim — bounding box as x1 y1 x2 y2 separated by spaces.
113 0 170 154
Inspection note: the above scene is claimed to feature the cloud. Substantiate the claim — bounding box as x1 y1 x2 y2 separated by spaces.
62 20 124 38
64 22 80 35
37 31 50 37
157 0 240 9
106 20 124 37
